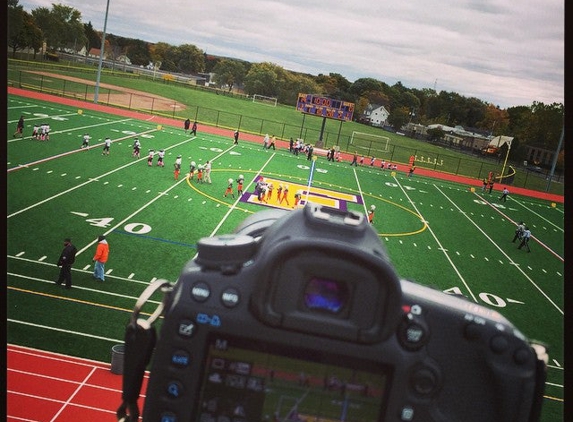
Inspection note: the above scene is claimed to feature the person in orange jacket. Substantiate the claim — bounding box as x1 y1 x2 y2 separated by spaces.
93 235 109 282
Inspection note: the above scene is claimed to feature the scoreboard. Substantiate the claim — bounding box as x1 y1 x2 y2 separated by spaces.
296 93 355 122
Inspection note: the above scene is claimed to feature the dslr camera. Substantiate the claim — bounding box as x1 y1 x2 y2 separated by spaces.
141 204 547 422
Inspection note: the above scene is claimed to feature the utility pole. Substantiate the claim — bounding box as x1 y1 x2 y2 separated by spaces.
545 123 564 192
94 0 111 104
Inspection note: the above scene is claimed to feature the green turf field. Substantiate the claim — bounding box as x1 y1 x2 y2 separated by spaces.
7 94 564 421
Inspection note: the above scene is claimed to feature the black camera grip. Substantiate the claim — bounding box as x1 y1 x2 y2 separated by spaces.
117 320 157 422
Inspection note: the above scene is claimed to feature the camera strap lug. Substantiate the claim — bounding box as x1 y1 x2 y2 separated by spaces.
117 279 173 422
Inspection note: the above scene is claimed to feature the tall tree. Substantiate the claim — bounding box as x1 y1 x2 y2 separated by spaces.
279 73 321 105
126 39 151 66
316 72 351 98
174 44 205 74
212 59 246 91
8 0 25 54
83 22 100 53
31 4 85 51
243 62 285 97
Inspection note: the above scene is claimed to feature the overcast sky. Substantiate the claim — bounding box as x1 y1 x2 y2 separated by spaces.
18 0 564 109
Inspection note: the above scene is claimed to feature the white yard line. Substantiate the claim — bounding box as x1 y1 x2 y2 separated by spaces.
437 185 563 315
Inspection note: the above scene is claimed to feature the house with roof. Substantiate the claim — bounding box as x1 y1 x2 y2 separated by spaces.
361 104 390 127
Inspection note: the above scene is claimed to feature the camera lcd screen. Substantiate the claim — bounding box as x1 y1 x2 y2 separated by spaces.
303 277 349 314
196 334 390 422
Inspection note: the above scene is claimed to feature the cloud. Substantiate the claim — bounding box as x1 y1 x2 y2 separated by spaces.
18 0 564 108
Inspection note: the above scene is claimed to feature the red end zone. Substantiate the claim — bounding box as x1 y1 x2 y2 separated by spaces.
7 344 148 422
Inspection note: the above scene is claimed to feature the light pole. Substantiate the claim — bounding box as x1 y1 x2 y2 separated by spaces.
94 0 110 104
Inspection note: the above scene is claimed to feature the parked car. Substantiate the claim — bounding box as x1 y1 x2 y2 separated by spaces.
526 165 543 173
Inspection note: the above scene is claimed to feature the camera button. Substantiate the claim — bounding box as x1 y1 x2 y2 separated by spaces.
160 412 177 422
221 287 240 308
490 335 509 354
191 282 211 302
398 318 428 351
514 347 532 365
400 406 415 421
166 381 183 398
178 320 196 338
411 367 438 396
171 350 190 367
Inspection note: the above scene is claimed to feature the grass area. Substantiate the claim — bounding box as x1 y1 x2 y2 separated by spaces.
8 59 563 196
7 94 564 421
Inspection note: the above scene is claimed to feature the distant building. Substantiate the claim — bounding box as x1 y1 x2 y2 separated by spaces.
361 104 390 127
425 124 494 152
88 48 108 59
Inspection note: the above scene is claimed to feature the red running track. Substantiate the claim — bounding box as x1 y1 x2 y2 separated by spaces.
7 344 148 422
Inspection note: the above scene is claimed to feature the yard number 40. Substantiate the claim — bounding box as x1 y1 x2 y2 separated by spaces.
86 217 152 235
444 286 515 308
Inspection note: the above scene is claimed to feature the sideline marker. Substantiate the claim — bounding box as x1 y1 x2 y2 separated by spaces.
78 109 83 115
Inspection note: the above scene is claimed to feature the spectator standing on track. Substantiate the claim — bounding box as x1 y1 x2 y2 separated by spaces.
174 155 182 180
488 179 495 194
13 115 24 138
481 178 488 192
81 133 90 149
289 137 294 153
512 221 526 243
408 165 416 177
359 155 365 166
370 156 376 166
350 152 358 166
191 121 197 136
92 235 109 282
102 137 111 155
269 135 276 150
184 118 191 133
233 129 239 144
262 133 270 149
499 187 509 202
56 238 77 289
327 146 336 162
517 227 531 252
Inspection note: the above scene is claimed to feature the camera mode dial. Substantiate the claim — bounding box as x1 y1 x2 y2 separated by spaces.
196 234 257 274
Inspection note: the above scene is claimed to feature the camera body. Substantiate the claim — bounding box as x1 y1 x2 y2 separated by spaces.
142 205 546 422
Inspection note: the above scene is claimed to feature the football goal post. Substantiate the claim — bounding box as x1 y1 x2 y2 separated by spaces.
252 94 278 107
350 131 390 154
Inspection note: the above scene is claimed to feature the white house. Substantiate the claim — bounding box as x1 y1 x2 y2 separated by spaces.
363 104 390 127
